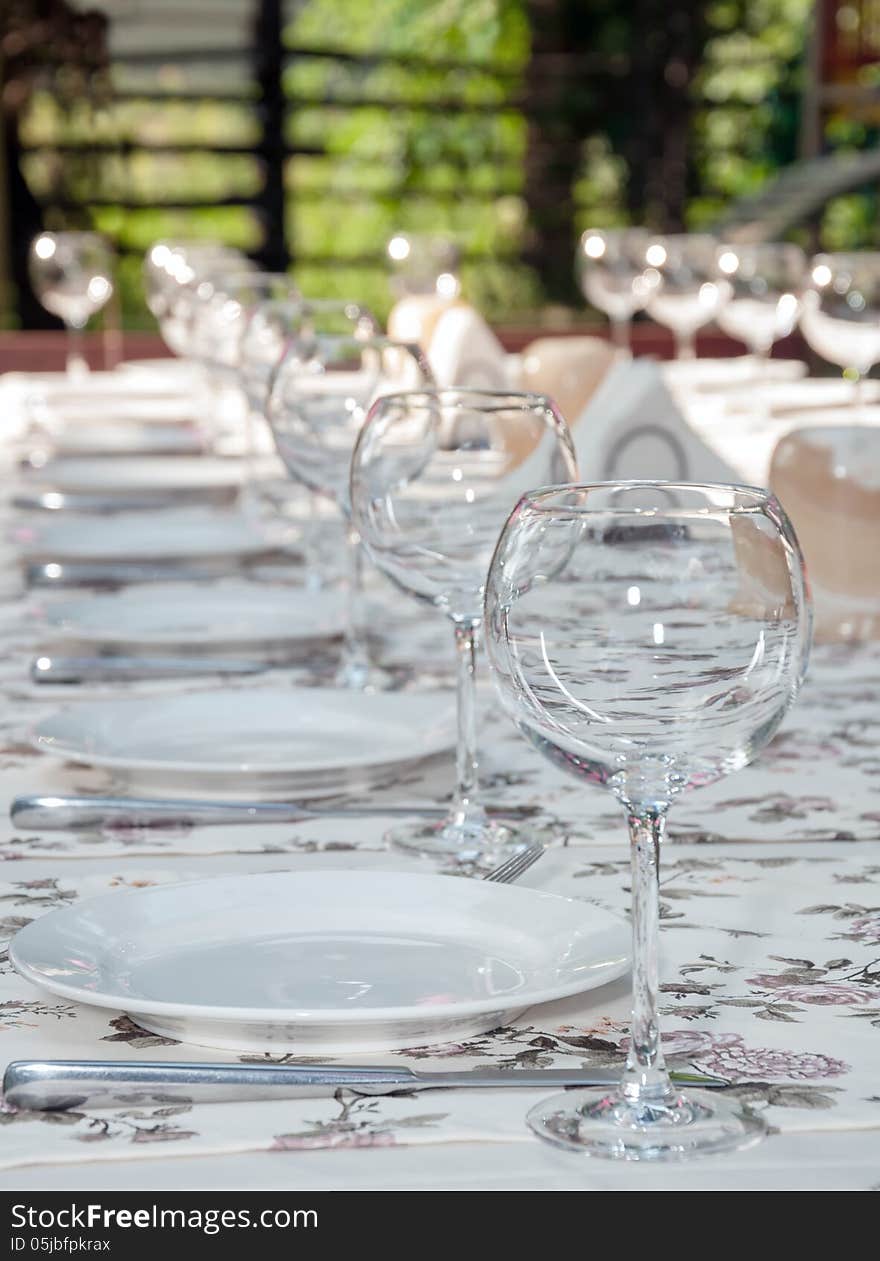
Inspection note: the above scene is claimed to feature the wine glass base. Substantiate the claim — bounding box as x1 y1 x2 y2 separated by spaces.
526 1088 765 1162
387 815 524 866
333 658 392 692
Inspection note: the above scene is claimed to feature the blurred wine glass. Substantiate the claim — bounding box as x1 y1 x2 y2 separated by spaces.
800 252 880 409
643 233 729 359
714 242 805 372
268 333 433 689
143 241 248 358
387 232 460 298
351 388 578 862
577 227 654 352
239 298 378 580
29 232 114 379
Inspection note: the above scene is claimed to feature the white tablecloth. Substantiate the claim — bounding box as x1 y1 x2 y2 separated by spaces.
1 366 878 1190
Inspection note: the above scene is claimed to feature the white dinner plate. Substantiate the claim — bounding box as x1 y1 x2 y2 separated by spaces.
47 423 205 458
663 357 807 390
32 391 198 424
724 377 880 416
38 583 346 647
31 686 456 795
18 508 270 563
27 456 244 496
10 871 630 1052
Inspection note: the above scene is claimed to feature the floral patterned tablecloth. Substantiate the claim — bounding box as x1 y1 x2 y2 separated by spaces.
0 372 878 1188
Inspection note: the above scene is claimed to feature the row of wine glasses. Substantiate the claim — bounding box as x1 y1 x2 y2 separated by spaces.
137 238 812 1161
578 229 880 392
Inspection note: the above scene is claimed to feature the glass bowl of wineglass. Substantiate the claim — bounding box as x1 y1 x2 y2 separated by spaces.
714 242 805 372
577 227 654 352
800 252 880 410
485 481 811 1159
643 234 729 359
350 388 578 863
29 232 114 378
239 298 378 576
268 334 434 690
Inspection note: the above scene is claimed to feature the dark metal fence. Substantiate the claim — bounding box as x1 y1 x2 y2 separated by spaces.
4 0 807 323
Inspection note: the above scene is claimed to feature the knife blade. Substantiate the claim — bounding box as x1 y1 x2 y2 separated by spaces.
10 794 534 832
30 654 272 684
3 1060 727 1111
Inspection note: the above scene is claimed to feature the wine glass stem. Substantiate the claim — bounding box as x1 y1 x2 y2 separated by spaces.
452 620 482 820
65 321 88 380
675 329 696 361
611 316 631 354
340 525 371 682
620 807 673 1105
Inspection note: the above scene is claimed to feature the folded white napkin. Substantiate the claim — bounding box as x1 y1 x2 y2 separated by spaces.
570 358 741 483
426 305 514 391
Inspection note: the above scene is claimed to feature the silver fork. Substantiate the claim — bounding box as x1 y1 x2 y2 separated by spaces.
483 843 544 884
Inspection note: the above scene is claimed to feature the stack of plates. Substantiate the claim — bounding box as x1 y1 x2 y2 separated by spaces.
31 686 458 798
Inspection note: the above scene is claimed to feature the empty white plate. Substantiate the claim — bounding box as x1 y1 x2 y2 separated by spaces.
46 423 205 458
18 508 271 564
10 870 630 1052
31 686 456 795
38 583 346 647
27 456 244 496
663 357 806 390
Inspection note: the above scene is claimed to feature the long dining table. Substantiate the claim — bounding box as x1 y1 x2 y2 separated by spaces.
0 362 878 1192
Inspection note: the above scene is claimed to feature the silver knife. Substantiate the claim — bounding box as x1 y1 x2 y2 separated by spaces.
3 1060 727 1111
10 795 534 832
30 654 272 684
14 488 236 514
25 556 289 588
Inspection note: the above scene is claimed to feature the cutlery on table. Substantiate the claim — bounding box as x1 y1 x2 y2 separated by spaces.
25 557 292 588
14 489 236 515
2 1060 727 1112
30 654 274 685
10 795 541 832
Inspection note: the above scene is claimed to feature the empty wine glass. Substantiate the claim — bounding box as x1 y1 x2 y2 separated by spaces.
29 232 114 378
239 298 378 577
144 240 238 325
577 228 654 352
715 242 805 370
643 234 729 359
351 389 578 861
145 241 248 358
485 481 811 1159
800 253 880 409
268 334 434 689
189 271 298 379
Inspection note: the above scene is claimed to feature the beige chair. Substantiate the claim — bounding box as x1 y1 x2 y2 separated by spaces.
516 335 620 429
769 425 880 642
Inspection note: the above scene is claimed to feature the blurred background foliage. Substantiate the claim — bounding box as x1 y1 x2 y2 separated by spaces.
6 0 878 327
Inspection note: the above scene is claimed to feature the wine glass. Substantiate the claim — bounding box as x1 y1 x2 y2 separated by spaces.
485 481 811 1159
189 271 299 380
29 232 114 378
145 242 249 358
577 227 654 352
643 234 729 359
350 389 578 862
714 242 805 370
800 253 880 409
239 298 378 577
268 334 434 689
